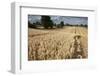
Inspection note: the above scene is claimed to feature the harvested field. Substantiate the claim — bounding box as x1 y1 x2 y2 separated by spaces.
28 26 88 60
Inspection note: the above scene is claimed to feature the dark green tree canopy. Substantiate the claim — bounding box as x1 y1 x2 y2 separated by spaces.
41 16 53 29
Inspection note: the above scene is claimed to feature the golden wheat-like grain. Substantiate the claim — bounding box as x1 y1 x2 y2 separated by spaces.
28 26 88 60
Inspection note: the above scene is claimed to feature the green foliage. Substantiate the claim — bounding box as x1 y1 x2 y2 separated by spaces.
60 21 64 28
41 16 54 29
28 21 37 28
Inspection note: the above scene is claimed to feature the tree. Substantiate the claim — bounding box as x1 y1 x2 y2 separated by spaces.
28 21 31 27
49 20 53 28
84 24 88 28
41 16 53 29
80 24 83 27
60 21 64 28
28 21 37 28
36 21 40 25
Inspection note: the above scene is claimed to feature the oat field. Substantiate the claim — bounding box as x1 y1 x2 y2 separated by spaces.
28 26 88 60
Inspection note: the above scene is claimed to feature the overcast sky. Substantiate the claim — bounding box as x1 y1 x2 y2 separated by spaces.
28 15 88 25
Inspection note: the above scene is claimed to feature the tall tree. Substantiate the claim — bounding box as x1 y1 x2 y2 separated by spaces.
41 16 53 29
60 21 64 28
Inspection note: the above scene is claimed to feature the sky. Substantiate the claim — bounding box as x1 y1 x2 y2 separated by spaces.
28 15 88 25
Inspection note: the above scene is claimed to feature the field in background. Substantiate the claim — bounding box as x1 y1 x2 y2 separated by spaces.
28 26 88 60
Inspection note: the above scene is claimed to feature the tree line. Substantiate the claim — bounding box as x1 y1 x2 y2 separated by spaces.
28 16 87 29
